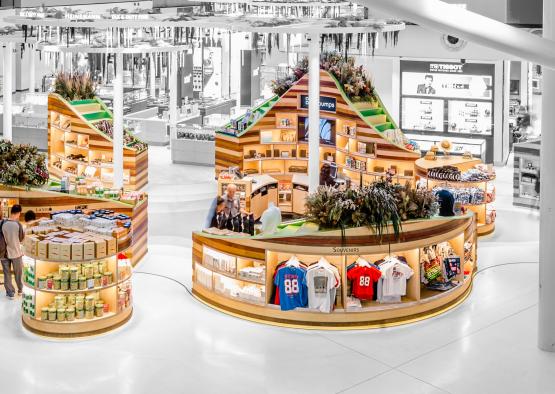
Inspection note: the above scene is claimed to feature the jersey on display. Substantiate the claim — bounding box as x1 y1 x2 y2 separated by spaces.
380 260 414 298
347 265 382 300
274 266 308 311
304 266 337 313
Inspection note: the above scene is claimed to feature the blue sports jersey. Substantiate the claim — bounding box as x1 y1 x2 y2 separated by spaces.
274 266 308 311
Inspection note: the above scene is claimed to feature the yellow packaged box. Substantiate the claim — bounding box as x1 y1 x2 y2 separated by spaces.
38 240 49 260
94 239 107 258
59 243 72 261
71 243 84 261
83 241 95 259
24 236 39 256
48 242 61 260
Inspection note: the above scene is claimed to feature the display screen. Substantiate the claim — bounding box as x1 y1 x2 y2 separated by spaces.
447 101 493 135
401 98 445 132
298 117 336 146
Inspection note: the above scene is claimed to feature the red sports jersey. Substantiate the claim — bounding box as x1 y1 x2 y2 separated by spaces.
347 265 382 300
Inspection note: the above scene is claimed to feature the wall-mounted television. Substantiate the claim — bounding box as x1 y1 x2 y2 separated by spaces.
298 116 336 146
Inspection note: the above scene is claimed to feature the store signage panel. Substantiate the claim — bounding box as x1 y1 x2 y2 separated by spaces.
299 95 337 112
400 60 495 140
401 61 494 100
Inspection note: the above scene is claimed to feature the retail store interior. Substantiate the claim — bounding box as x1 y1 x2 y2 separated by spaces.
0 0 553 393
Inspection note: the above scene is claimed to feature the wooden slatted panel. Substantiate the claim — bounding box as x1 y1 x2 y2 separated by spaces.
215 70 420 176
48 94 148 191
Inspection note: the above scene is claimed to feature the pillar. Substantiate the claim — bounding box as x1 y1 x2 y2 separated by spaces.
169 51 178 144
150 53 156 98
29 45 36 93
3 43 13 141
308 33 320 194
538 0 555 352
113 52 124 190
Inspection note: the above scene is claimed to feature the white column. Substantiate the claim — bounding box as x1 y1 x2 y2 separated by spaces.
169 51 178 144
308 33 320 194
113 52 124 190
3 43 14 141
237 47 243 113
150 53 156 98
29 45 36 93
538 0 555 352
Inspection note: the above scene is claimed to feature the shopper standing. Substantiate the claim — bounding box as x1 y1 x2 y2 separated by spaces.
1 205 25 299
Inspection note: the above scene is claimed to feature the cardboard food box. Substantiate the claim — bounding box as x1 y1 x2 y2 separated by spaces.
48 242 61 260
83 241 96 260
24 236 39 257
38 240 49 260
94 239 107 258
71 242 84 261
59 243 72 261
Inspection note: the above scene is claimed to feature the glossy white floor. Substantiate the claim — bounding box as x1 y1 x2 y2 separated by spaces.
0 146 552 394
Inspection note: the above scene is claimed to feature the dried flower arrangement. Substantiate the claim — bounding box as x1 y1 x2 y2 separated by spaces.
271 51 377 103
54 72 97 101
305 181 438 240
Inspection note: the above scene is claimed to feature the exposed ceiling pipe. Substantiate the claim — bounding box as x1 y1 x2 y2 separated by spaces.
363 0 555 69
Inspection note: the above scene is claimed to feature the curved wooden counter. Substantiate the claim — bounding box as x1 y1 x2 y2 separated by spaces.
192 214 477 329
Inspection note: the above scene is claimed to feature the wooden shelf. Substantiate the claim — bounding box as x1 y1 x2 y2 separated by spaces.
26 275 131 294
48 93 148 191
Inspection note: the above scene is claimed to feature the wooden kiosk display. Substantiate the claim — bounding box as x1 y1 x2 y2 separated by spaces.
48 93 148 190
415 156 496 236
215 70 420 218
0 185 147 337
192 214 477 329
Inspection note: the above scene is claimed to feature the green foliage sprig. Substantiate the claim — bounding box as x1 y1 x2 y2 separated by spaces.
0 140 49 187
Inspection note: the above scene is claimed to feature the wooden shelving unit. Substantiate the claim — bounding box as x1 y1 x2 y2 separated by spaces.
48 94 148 190
415 156 496 236
215 70 420 193
22 248 133 338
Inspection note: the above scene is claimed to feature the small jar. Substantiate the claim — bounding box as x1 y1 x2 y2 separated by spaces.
103 272 112 285
53 276 61 290
78 276 87 290
87 278 95 289
57 308 66 322
70 280 78 291
76 308 85 319
66 307 75 321
94 274 102 288
66 294 76 306
41 307 49 321
85 295 95 310
85 309 94 319
95 303 104 318
60 266 70 281
48 308 57 321
38 276 47 290
61 279 69 291
69 266 79 281
54 295 65 309
84 264 93 279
